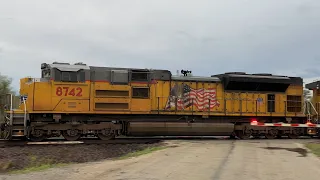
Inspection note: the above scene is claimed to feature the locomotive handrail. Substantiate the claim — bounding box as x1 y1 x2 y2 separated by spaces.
9 93 13 126
22 96 27 135
308 100 319 123
302 100 318 123
305 100 310 117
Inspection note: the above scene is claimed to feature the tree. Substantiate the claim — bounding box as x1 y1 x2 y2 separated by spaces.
0 73 12 124
0 73 12 95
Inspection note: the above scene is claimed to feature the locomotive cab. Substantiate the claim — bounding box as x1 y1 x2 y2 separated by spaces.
21 62 91 112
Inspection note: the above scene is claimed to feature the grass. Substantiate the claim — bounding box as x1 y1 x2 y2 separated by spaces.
7 155 69 174
9 163 68 174
0 161 13 171
305 143 320 157
117 146 167 160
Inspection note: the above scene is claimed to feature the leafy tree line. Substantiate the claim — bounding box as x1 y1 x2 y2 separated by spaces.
0 73 13 105
0 73 14 123
0 73 12 95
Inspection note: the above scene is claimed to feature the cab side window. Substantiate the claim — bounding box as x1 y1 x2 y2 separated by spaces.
54 69 85 82
61 72 77 82
131 70 149 82
41 69 51 78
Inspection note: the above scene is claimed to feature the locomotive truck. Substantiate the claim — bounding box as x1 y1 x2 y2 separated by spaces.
1 62 320 141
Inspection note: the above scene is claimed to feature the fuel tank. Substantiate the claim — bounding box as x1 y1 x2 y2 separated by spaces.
126 122 235 136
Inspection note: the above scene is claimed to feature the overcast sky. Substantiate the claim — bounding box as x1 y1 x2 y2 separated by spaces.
0 0 320 90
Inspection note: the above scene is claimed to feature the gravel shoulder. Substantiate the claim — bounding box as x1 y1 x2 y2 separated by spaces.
0 142 163 174
1 139 320 180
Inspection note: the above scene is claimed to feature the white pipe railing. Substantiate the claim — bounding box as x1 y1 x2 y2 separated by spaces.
309 101 319 123
22 96 27 135
302 100 318 123
9 93 13 126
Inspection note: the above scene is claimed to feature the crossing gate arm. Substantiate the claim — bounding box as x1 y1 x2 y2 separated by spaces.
250 121 320 128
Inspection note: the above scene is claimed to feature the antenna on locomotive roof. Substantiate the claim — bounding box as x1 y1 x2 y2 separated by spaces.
181 69 192 76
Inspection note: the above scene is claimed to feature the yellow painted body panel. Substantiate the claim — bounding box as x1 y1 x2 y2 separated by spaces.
19 78 34 112
18 78 304 118
286 85 303 94
130 83 151 112
131 99 151 112
34 82 52 111
51 82 90 112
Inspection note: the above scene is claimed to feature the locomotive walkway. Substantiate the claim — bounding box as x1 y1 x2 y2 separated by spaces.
1 138 320 180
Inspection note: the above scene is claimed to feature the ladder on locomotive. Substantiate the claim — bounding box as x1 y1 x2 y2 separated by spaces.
304 100 319 124
1 94 27 139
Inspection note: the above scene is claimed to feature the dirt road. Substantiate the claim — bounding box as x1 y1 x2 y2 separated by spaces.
1 139 320 180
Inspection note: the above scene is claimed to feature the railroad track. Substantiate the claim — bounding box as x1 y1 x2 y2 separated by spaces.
1 135 318 147
0 136 220 147
0 138 162 148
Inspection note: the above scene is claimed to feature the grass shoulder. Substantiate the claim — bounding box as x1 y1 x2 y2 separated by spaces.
4 154 69 174
305 142 320 157
9 163 68 174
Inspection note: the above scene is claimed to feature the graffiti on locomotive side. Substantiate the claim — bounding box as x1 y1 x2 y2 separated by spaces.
165 83 220 110
56 87 82 96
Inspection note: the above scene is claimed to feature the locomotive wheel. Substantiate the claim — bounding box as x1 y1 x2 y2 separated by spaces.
288 128 299 139
288 133 299 139
29 129 46 142
265 129 278 139
97 129 115 140
265 134 277 139
62 129 81 141
29 135 46 142
276 135 283 139
235 130 251 139
97 133 115 140
252 134 262 139
229 134 236 139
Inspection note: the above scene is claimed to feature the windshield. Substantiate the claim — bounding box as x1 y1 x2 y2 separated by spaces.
42 69 51 78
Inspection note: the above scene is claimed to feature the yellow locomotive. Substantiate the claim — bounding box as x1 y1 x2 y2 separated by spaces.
1 62 318 141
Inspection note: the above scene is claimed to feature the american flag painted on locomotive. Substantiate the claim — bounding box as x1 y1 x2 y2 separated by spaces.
165 83 220 110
